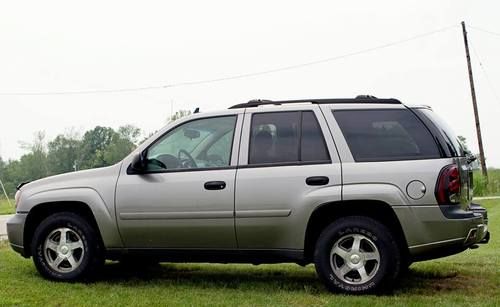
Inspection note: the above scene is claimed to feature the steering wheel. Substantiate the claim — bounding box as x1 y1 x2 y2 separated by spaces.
147 158 167 169
178 149 197 168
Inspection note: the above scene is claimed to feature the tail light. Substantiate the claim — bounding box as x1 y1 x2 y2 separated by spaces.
435 164 461 205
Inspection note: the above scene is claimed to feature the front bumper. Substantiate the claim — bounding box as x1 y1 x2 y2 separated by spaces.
6 213 28 257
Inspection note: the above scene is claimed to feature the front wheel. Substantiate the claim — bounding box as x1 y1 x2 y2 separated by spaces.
314 216 401 294
31 212 104 281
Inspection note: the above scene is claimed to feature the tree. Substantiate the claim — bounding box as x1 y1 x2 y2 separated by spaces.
102 125 141 165
0 156 5 175
457 135 481 169
118 125 141 145
15 131 49 181
457 135 470 154
0 125 142 196
169 110 191 122
0 132 49 197
79 126 117 169
79 125 142 169
0 156 7 197
47 132 82 175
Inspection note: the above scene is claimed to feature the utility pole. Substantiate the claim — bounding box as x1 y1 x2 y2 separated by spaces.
0 179 12 207
461 21 488 180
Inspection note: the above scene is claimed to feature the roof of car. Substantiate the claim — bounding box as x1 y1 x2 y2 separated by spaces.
229 95 402 109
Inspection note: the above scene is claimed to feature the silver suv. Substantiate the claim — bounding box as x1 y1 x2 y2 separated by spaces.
7 96 489 294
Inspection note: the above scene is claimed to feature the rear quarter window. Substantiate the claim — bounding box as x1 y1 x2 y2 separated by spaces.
333 109 441 162
414 108 465 157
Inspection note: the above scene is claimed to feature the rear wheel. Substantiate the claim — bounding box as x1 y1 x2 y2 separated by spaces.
31 212 104 281
314 216 401 294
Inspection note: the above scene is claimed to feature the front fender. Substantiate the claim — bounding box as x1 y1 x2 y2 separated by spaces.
22 188 123 248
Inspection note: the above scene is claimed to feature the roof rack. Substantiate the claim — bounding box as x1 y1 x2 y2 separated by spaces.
228 95 402 109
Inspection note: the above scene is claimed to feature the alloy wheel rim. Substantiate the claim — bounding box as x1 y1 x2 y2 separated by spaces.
329 233 380 285
43 227 85 273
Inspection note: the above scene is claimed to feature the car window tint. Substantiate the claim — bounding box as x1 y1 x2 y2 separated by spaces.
333 109 440 162
249 111 330 165
301 111 330 162
417 108 464 157
205 131 233 166
147 116 236 170
249 112 300 164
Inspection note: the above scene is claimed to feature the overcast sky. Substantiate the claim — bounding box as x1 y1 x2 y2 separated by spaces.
1 1 499 166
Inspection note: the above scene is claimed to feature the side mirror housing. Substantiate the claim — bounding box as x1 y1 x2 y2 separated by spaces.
129 151 147 174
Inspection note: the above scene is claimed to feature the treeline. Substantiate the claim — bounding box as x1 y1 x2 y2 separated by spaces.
0 110 192 198
0 125 142 197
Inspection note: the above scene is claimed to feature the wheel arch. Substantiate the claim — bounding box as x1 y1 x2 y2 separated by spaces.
21 188 123 256
24 201 102 256
304 200 409 263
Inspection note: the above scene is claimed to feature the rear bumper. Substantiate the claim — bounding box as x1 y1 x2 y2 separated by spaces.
397 204 489 261
468 203 489 245
463 222 489 245
6 213 28 257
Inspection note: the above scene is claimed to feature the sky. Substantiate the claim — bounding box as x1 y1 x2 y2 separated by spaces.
0 1 499 166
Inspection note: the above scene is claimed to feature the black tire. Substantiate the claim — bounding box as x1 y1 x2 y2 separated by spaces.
31 212 104 281
399 259 412 277
314 216 401 294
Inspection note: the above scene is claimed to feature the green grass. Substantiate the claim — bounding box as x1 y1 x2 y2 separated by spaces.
0 198 14 215
473 169 500 197
0 200 499 306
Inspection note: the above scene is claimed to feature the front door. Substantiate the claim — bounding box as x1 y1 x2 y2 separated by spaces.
115 114 241 248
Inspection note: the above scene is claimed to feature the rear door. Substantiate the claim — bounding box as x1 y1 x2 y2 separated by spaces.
234 105 342 250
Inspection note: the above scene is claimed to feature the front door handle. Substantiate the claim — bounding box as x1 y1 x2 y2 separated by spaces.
204 181 226 190
306 176 329 186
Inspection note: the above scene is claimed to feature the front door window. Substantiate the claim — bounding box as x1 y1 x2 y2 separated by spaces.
146 116 237 171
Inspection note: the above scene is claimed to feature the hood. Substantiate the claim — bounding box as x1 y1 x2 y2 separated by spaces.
19 163 122 197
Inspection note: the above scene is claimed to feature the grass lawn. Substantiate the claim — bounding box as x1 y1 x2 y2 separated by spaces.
0 198 14 215
473 169 500 197
0 200 498 306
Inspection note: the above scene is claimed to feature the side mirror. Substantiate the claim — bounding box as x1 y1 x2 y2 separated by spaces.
129 151 147 173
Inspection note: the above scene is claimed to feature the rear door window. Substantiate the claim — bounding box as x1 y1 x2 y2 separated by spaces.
301 111 330 162
333 109 440 162
249 111 330 165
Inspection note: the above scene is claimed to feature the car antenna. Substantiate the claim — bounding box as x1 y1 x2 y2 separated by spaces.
194 107 200 114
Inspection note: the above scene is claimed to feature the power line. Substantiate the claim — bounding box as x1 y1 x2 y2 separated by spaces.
0 24 458 96
0 85 170 96
469 25 500 38
469 36 500 105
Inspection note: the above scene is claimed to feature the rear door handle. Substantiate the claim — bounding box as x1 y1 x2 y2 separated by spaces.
204 181 226 190
306 176 329 186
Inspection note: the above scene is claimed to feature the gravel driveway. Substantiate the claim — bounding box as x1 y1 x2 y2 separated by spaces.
0 215 13 240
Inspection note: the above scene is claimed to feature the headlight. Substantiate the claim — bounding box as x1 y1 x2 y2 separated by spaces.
14 190 21 208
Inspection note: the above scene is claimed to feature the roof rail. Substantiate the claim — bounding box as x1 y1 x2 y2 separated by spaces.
228 96 402 109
